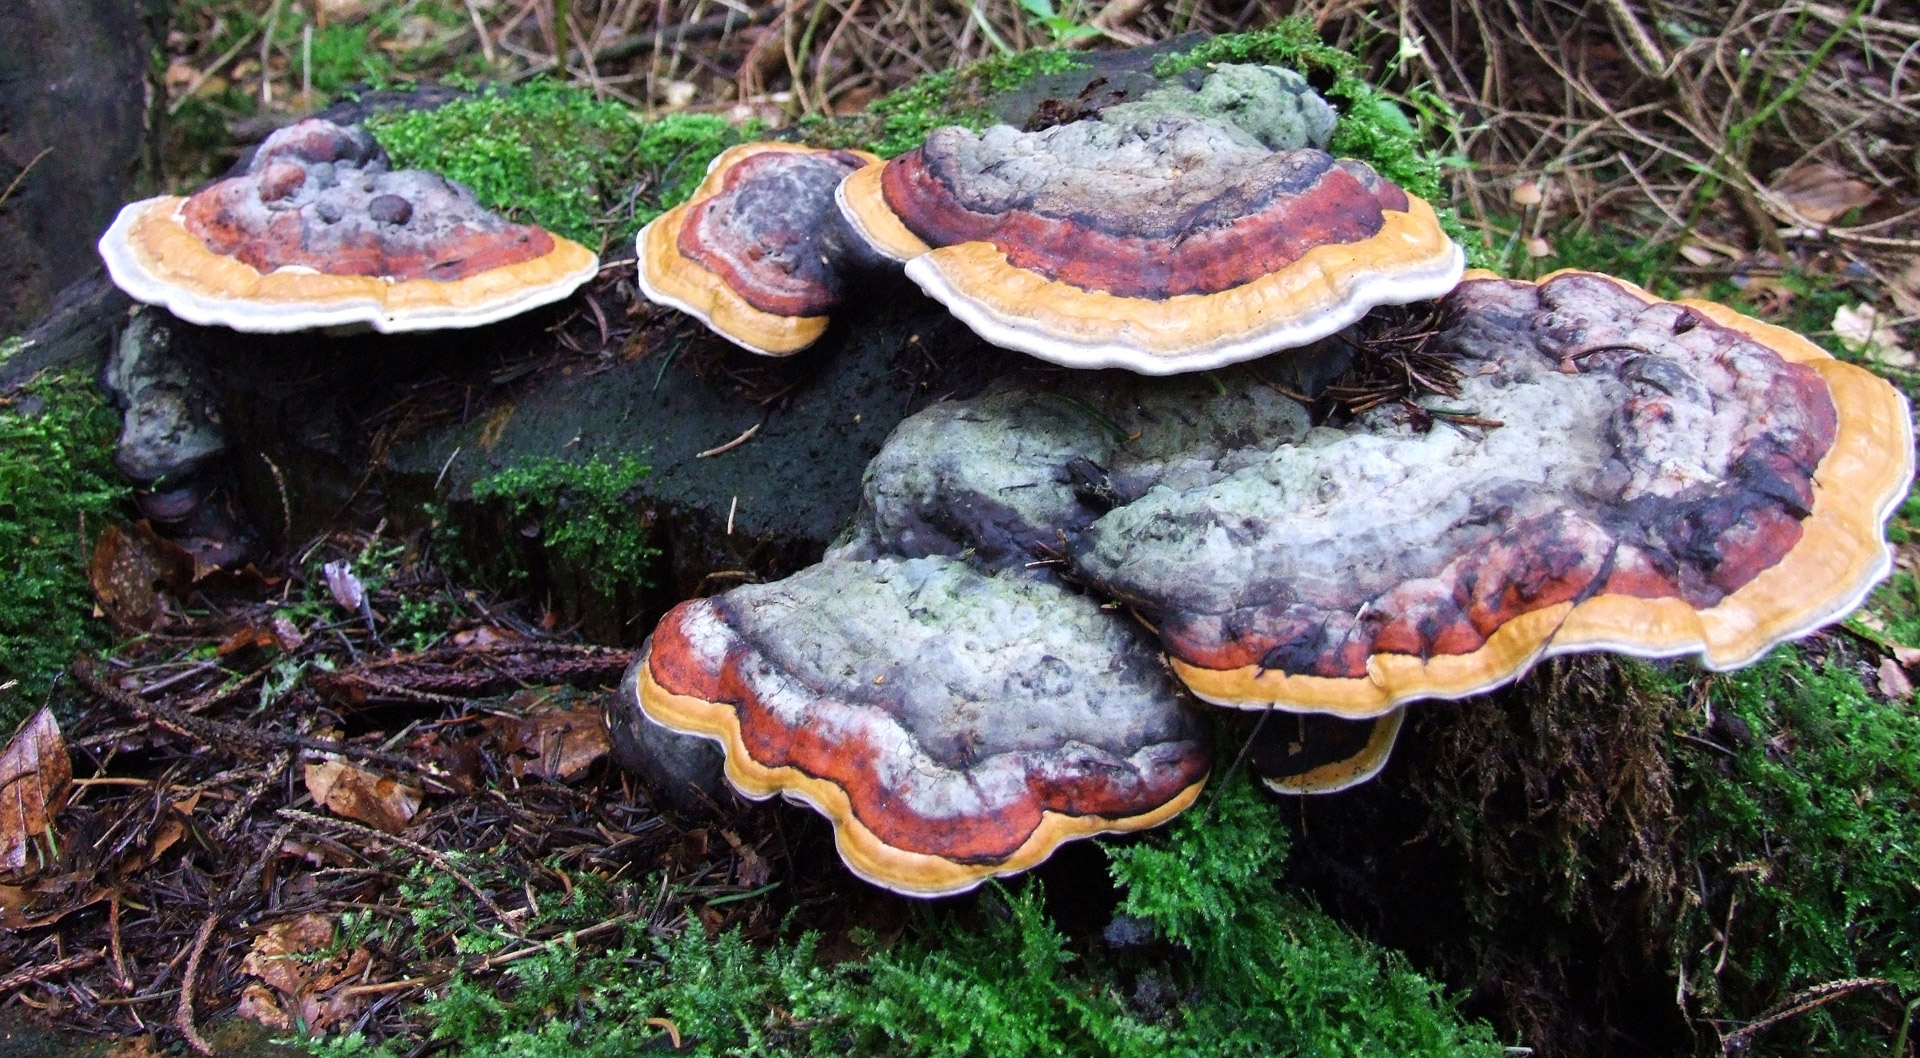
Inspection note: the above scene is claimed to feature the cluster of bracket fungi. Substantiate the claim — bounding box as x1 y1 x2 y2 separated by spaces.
94 68 1914 899
628 64 1914 896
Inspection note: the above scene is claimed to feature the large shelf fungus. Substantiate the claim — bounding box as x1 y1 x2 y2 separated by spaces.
630 555 1210 897
1078 271 1912 716
635 142 880 356
816 271 1909 792
98 119 598 333
835 81 1462 375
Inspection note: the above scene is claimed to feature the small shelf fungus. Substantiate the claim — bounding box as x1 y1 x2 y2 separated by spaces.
1078 271 1913 717
630 555 1210 896
835 86 1462 375
635 142 880 356
98 119 598 333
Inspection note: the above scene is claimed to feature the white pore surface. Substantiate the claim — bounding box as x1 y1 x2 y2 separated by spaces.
903 240 1465 375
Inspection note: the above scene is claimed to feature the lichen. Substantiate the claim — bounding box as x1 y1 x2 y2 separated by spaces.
1155 18 1483 265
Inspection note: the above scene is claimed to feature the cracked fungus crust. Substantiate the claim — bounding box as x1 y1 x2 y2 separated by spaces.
837 109 1462 372
97 119 597 333
636 555 1209 895
1081 273 1910 714
636 143 879 356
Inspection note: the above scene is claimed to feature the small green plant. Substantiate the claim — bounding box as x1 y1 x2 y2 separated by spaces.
0 349 130 725
1017 0 1099 44
368 82 749 244
469 453 658 585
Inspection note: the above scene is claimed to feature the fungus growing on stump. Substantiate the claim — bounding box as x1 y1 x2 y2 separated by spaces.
98 119 598 332
1077 271 1912 716
835 104 1461 374
631 555 1210 896
635 142 880 356
817 271 1909 792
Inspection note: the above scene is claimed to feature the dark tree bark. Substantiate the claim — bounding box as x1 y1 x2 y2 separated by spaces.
0 0 160 334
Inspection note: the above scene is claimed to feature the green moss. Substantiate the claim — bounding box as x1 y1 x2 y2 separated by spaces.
300 773 1500 1057
1155 19 1438 204
802 48 1086 157
0 344 130 726
1663 651 1920 1054
468 453 658 586
367 82 749 246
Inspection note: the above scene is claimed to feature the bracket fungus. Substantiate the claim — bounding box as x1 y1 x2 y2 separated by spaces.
630 555 1209 896
98 119 598 333
820 270 1909 791
1077 271 1912 717
836 91 1462 374
636 142 880 356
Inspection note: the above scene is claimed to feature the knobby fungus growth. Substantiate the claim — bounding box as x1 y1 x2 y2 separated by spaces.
99 119 598 333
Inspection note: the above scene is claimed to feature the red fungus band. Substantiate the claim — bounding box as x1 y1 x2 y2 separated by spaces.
634 557 1209 895
677 148 872 317
883 129 1409 299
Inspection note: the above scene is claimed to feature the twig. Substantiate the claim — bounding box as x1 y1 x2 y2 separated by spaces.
696 422 761 459
0 949 103 995
174 914 218 1055
0 147 53 209
72 657 423 771
1718 977 1894 1055
277 808 525 936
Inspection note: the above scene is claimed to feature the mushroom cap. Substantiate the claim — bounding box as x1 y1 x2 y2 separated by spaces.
633 555 1210 896
835 115 1462 374
635 142 879 356
1247 708 1405 794
1078 271 1912 716
98 119 598 333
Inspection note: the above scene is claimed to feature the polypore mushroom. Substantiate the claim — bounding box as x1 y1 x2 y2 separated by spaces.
1074 270 1912 717
631 555 1210 896
822 271 1908 787
635 142 880 356
1244 709 1405 795
835 108 1461 374
98 119 598 333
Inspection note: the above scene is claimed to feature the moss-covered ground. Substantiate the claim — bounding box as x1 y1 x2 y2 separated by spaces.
0 338 131 730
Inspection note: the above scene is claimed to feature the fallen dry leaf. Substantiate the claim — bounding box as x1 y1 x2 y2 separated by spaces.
1833 303 1915 368
89 523 195 631
237 983 293 1032
1771 159 1877 224
451 623 521 649
240 913 372 1033
243 914 336 994
1891 258 1920 318
1892 644 1920 668
0 709 71 872
489 704 611 783
1878 657 1913 700
304 760 421 833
